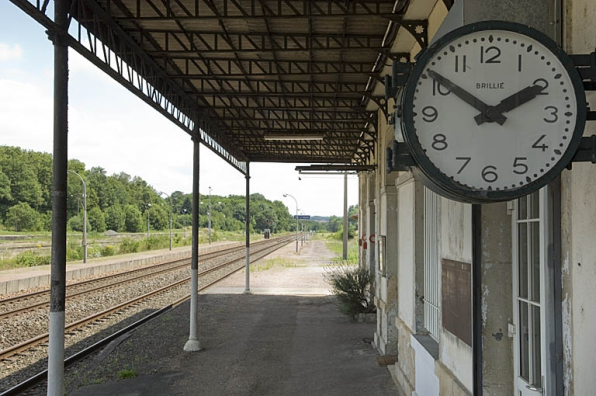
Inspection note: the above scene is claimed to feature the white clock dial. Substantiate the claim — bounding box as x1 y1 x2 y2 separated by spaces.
409 29 579 193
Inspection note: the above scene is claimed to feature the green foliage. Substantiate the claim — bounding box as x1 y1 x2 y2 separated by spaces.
0 146 299 235
141 235 170 251
117 369 137 380
88 207 106 232
105 205 125 232
15 250 51 267
6 202 41 231
148 205 168 231
118 237 140 254
66 241 83 261
123 205 143 232
324 264 375 320
67 214 91 232
100 245 116 257
326 238 359 265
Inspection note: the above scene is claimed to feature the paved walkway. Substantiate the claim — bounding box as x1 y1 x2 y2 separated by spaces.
67 240 397 396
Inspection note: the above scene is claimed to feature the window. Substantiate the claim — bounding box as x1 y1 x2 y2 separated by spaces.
424 188 441 340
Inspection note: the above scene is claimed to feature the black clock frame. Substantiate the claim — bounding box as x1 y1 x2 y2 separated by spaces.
400 20 587 203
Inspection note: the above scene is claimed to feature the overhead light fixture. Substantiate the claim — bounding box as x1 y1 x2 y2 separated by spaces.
263 134 325 141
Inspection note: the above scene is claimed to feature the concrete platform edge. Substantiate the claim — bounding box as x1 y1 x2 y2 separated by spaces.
0 243 239 295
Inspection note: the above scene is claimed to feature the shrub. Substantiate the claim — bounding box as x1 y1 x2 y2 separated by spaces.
100 245 115 257
118 238 140 254
324 264 375 320
15 250 51 267
66 243 83 261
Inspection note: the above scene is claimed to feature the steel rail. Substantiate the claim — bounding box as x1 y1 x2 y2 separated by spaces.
0 236 293 362
0 235 295 396
0 238 279 307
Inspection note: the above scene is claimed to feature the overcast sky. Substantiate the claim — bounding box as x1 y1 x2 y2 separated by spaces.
0 3 360 217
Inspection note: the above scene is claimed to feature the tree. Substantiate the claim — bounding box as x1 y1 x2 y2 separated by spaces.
88 207 106 232
104 205 125 231
6 202 41 231
0 168 11 200
148 204 168 230
123 205 143 232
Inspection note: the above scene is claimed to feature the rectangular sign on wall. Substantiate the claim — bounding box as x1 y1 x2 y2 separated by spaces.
293 215 310 219
441 259 472 346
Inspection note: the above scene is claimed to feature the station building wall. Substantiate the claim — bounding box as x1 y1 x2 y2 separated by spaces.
360 0 596 394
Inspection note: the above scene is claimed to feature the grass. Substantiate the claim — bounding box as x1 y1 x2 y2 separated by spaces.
252 257 302 272
0 229 281 271
117 368 137 380
325 238 359 265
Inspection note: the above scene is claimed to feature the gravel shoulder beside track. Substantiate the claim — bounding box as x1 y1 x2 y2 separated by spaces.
59 238 396 396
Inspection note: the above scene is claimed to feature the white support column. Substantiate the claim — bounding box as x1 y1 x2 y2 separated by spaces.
47 1 69 394
184 136 201 352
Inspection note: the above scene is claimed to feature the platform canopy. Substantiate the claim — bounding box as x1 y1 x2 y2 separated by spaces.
12 0 428 174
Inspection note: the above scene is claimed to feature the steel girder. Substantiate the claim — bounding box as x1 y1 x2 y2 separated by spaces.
9 0 249 173
9 0 425 166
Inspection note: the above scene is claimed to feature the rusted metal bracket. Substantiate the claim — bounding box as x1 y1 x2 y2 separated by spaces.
382 17 429 49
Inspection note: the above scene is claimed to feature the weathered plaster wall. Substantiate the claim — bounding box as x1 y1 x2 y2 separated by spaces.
398 175 417 332
440 199 472 263
562 2 596 394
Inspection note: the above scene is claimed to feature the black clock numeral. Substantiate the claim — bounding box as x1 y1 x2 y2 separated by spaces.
513 157 529 174
482 165 498 183
422 106 438 122
480 46 501 64
543 106 558 123
432 80 451 96
533 78 549 95
455 55 467 73
532 135 549 152
456 157 471 174
518 54 522 72
431 134 448 151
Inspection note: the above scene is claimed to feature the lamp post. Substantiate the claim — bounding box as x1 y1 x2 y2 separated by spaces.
68 170 87 263
283 193 299 253
207 187 212 244
182 208 187 238
146 202 151 238
159 191 173 251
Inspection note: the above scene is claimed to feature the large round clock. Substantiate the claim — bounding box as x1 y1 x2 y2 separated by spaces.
401 21 586 203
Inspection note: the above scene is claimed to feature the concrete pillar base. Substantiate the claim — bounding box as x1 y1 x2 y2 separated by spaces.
243 290 253 295
183 339 202 352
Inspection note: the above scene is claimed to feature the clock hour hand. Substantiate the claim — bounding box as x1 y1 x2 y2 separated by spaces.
474 84 546 125
427 70 507 126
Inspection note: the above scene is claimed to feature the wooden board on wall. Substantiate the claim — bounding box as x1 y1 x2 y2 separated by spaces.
442 259 472 346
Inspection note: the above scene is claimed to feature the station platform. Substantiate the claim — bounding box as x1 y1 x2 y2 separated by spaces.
65 240 397 396
0 241 240 295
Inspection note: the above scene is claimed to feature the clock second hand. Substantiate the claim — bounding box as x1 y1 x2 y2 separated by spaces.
474 84 546 125
427 70 507 125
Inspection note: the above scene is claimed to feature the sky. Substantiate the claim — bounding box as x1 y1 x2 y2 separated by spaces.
0 2 359 217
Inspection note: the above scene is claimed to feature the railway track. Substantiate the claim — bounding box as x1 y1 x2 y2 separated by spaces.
0 239 274 318
0 235 294 394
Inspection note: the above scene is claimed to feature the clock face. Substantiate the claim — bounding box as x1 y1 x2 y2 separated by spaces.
402 22 585 201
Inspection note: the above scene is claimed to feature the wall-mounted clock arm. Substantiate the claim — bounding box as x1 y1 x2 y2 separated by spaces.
569 135 596 167
386 140 416 173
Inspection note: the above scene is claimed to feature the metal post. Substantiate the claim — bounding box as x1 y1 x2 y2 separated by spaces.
244 163 251 294
208 186 212 244
472 204 482 396
184 136 201 352
343 171 348 260
159 192 173 251
146 203 151 238
48 0 68 393
283 193 299 253
68 170 87 263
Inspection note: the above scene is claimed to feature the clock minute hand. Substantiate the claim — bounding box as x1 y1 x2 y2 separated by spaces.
474 84 546 125
427 70 507 126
